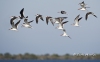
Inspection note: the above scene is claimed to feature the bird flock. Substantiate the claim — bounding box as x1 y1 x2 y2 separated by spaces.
9 1 97 39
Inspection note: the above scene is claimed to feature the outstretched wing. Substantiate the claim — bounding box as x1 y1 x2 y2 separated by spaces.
20 8 24 17
78 17 82 22
85 12 92 20
74 14 80 21
36 16 40 24
15 20 21 29
10 16 17 26
50 18 54 26
46 17 49 25
62 21 68 24
28 20 34 23
40 15 44 21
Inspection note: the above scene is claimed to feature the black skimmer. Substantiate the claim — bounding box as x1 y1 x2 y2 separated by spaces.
22 16 34 28
72 14 82 27
56 21 68 30
57 10 67 14
9 19 21 31
19 8 25 19
46 16 54 26
85 12 97 20
60 29 71 39
35 14 44 24
79 1 87 7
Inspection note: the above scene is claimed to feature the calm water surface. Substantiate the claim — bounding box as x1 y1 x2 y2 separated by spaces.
0 60 100 62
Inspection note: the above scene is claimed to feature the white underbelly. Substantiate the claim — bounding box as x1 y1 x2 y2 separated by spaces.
81 8 86 10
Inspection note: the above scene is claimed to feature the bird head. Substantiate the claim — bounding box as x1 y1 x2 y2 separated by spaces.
35 14 39 16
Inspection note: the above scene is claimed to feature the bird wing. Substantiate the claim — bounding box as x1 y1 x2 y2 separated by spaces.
93 14 97 18
46 17 49 25
40 16 44 21
20 8 24 17
10 17 17 27
15 20 21 29
78 17 82 22
28 20 34 23
59 17 67 19
74 14 80 21
36 16 40 24
75 17 82 25
85 12 92 20
74 14 80 25
61 21 68 27
62 21 68 24
50 18 54 26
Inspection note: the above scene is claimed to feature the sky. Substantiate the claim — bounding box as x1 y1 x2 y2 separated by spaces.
0 0 100 55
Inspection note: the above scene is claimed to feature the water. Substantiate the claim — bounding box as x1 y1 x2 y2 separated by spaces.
0 60 100 62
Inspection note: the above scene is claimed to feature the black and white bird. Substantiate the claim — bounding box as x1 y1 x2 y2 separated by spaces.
9 18 21 31
72 14 82 27
22 16 34 28
79 1 87 7
60 29 71 39
85 12 97 20
57 10 67 14
35 14 44 24
46 16 54 26
56 21 68 30
19 8 25 19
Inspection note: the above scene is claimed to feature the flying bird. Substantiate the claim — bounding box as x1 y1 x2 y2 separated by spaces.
35 14 44 24
9 19 21 31
19 8 25 19
60 29 71 39
79 1 87 7
46 16 54 26
57 10 67 14
85 12 97 20
72 14 82 27
22 16 34 28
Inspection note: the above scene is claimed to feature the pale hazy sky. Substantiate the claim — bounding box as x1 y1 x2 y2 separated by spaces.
0 0 100 55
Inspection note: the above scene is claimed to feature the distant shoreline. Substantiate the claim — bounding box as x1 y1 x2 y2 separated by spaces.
0 53 100 60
